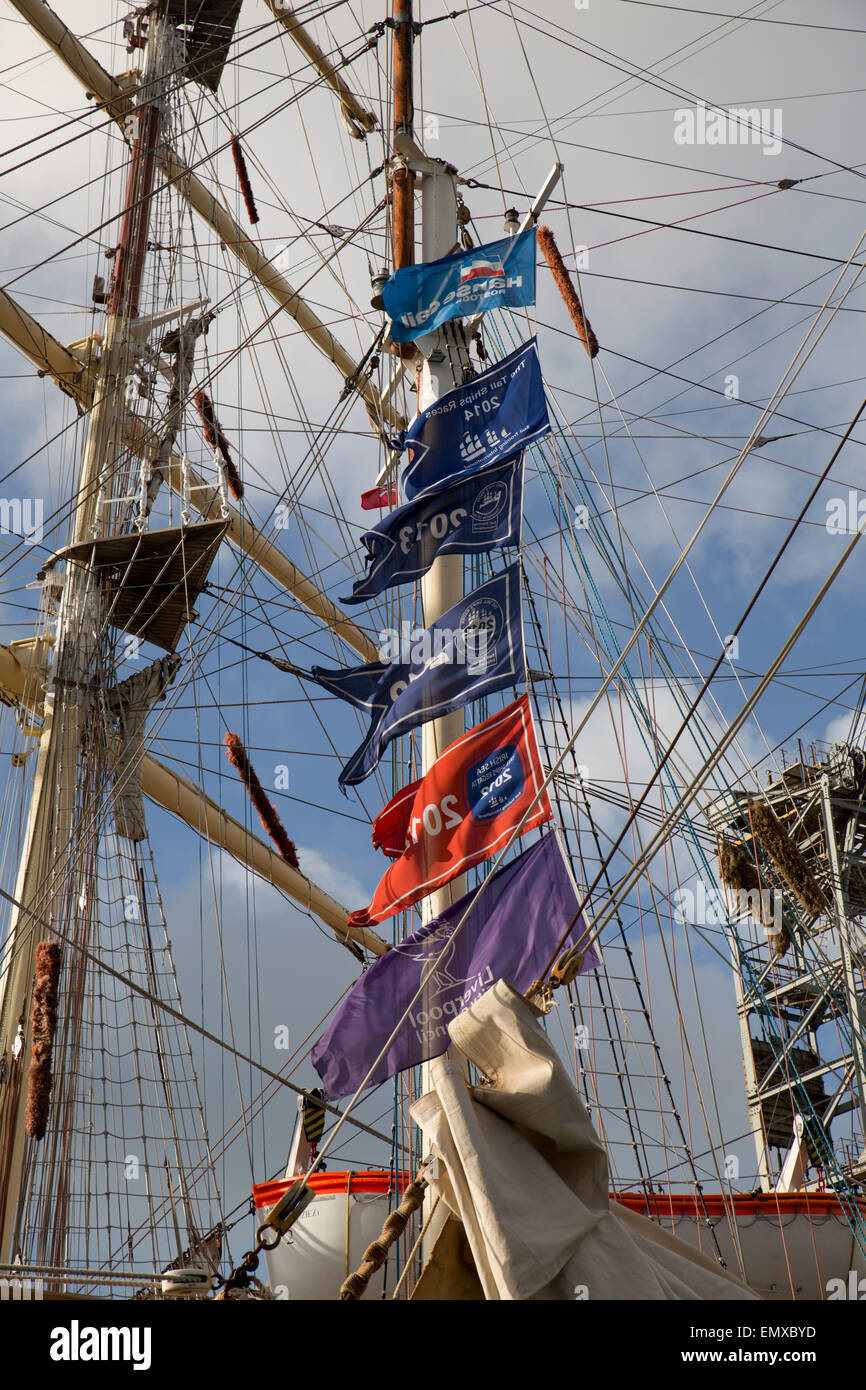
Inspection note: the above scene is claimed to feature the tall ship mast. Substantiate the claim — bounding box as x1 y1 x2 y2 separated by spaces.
0 0 863 1305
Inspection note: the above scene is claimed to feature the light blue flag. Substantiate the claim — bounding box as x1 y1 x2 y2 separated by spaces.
382 228 536 342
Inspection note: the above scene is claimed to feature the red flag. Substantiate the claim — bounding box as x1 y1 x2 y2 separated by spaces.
349 695 552 928
361 485 397 510
371 778 419 858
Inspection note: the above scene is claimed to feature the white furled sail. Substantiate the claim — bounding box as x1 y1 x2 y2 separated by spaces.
413 980 756 1301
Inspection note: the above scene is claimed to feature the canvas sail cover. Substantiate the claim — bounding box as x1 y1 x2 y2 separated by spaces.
412 980 758 1301
106 655 180 841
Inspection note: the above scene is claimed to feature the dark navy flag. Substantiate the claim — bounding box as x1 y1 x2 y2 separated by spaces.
310 832 600 1100
397 338 549 500
382 227 536 343
340 456 524 606
311 564 524 788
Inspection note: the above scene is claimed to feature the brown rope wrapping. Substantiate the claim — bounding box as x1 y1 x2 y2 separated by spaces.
225 732 299 870
194 390 244 501
25 941 61 1140
748 800 825 918
770 921 792 960
537 224 599 358
339 1177 428 1300
231 135 259 226
718 839 759 894
718 836 790 957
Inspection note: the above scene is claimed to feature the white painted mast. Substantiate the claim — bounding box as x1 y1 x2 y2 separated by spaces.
388 0 469 976
386 0 475 1279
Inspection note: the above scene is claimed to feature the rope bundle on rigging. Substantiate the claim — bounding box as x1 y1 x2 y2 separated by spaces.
537 224 599 358
194 390 244 501
718 837 791 958
230 135 259 225
224 732 299 870
748 800 825 920
25 941 62 1141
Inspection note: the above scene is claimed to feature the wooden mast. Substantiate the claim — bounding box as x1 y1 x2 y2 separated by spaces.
261 0 377 134
391 1 415 273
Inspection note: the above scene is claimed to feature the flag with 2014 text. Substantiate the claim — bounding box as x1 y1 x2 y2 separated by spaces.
396 338 549 501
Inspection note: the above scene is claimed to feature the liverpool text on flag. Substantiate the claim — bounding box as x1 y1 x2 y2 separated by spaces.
310 833 599 1100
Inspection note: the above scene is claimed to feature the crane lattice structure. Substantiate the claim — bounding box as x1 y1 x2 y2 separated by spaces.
709 741 866 1193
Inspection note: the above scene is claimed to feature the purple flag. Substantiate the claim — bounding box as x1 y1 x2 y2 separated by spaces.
311 833 599 1100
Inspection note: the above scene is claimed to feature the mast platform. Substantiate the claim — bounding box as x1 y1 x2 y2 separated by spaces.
55 519 227 653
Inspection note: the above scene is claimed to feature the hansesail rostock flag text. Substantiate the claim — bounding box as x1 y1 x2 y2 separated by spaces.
382 226 537 342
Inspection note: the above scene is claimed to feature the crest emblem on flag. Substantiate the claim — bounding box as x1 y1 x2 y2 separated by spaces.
471 478 509 531
398 921 466 991
459 594 503 673
313 566 524 787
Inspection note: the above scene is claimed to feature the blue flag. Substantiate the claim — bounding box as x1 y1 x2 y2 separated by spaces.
312 565 524 787
397 338 550 500
310 832 599 1100
382 227 536 343
340 456 524 606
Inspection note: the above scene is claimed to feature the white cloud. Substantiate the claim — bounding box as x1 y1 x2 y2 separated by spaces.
295 844 371 910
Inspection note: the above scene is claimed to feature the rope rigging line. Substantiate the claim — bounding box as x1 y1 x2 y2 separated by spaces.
0 876 397 1151
617 1 866 33
0 30 382 293
3 0 865 1285
482 0 866 186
